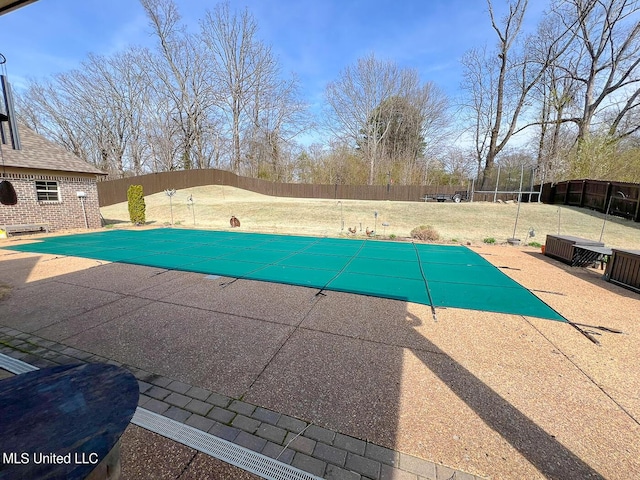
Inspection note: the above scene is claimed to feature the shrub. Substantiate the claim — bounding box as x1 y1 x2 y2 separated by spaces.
389 234 396 240
483 237 496 244
410 225 440 242
528 241 542 248
127 185 146 225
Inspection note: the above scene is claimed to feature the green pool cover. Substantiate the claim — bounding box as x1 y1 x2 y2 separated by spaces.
6 229 565 321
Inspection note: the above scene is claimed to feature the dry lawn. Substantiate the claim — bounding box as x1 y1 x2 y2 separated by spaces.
100 185 640 249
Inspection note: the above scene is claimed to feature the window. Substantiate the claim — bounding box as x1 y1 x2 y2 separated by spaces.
35 181 60 201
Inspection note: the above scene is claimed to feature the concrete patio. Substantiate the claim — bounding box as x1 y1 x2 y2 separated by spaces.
0 236 639 479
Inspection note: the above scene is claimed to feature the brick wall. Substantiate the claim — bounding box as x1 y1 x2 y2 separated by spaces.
0 170 102 231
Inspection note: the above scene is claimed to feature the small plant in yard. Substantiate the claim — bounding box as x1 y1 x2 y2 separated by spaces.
528 241 542 248
483 237 496 244
0 282 11 301
451 238 459 243
389 234 396 240
127 185 146 225
410 225 440 242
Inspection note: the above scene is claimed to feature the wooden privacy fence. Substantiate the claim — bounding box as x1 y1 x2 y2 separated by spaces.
97 169 465 207
541 179 640 222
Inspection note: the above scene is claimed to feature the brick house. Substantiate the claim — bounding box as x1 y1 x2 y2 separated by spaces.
0 125 107 231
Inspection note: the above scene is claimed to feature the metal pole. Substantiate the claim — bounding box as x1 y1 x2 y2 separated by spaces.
165 189 176 226
538 177 544 203
169 196 174 226
557 207 561 235
529 166 535 203
80 197 88 229
600 192 626 243
493 164 501 203
511 165 525 240
470 178 475 203
599 196 613 243
187 195 195 225
536 166 543 203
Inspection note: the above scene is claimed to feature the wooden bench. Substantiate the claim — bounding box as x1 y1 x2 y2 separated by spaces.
605 248 640 293
1 223 49 236
572 244 612 269
544 235 605 266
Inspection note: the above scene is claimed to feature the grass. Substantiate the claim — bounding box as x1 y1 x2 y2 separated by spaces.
100 185 640 249
0 282 11 301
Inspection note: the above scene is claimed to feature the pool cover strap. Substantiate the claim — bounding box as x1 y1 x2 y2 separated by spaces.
219 236 326 287
317 238 367 296
412 241 438 321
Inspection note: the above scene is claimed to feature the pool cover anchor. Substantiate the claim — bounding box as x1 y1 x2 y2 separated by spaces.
530 288 565 296
429 304 438 323
571 322 625 335
567 321 601 345
219 278 239 288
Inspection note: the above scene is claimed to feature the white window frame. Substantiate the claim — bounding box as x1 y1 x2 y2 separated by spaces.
35 180 60 202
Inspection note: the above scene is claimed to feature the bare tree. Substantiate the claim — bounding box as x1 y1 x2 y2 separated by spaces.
109 48 154 175
244 69 308 180
325 54 449 185
143 96 182 171
462 0 576 188
18 79 92 163
412 82 450 184
199 2 308 178
141 0 216 170
71 51 151 176
367 84 449 184
529 14 580 183
551 0 640 142
200 2 267 174
483 0 529 185
19 63 130 175
19 0 305 179
325 54 401 185
460 46 497 180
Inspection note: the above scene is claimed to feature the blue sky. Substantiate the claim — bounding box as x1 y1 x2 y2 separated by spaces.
0 0 547 120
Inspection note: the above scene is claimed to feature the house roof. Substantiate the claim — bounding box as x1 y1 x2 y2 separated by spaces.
0 0 37 16
1 125 107 175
